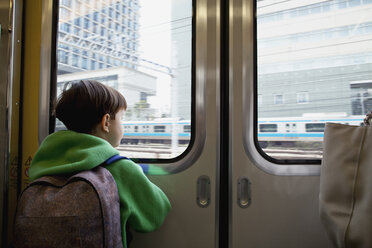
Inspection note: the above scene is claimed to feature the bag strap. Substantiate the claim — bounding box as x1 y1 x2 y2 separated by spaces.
104 154 129 165
103 154 149 174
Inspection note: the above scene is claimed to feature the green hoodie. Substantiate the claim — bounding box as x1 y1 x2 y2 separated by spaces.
29 130 171 247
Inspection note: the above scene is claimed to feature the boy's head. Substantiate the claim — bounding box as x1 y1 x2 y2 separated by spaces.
56 80 127 146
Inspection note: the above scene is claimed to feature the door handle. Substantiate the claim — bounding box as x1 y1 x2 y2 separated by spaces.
197 175 211 208
238 177 251 208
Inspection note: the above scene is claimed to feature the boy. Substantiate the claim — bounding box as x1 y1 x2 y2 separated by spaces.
29 80 171 247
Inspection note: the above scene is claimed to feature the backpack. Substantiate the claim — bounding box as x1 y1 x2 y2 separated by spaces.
13 155 126 248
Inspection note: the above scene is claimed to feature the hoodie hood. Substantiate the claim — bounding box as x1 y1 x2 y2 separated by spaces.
29 130 118 181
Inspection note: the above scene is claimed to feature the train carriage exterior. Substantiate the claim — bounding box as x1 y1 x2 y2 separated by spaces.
120 115 364 148
122 120 191 144
257 115 365 147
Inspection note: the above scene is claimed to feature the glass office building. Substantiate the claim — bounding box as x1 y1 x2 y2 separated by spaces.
57 0 140 74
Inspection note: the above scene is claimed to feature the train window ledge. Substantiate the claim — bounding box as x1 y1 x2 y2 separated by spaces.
244 138 322 176
243 115 322 176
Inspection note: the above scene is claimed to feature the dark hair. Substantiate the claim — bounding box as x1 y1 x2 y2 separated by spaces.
56 80 127 133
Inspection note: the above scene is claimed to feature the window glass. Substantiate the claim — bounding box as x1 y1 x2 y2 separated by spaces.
297 92 309 104
56 0 192 159
256 0 371 161
259 124 277 132
274 94 284 105
183 125 191 133
154 126 166 133
305 123 325 133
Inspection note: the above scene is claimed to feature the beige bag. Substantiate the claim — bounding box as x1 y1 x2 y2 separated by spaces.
320 116 372 248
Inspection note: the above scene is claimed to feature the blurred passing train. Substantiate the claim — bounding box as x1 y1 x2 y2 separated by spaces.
257 115 364 148
121 115 365 147
121 119 191 145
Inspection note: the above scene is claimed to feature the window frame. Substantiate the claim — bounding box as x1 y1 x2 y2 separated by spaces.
273 93 284 105
296 91 309 104
39 0 209 174
242 0 321 176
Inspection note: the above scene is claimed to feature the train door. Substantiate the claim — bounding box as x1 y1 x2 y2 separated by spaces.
128 1 222 246
229 4 332 242
229 0 331 246
29 0 222 247
229 0 372 247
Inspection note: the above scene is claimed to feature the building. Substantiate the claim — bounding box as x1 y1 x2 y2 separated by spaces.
58 0 140 73
56 0 159 120
57 66 157 120
257 0 372 118
171 0 192 120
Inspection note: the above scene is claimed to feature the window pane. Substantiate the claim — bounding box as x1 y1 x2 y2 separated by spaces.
256 0 371 161
56 0 192 159
259 124 278 132
305 123 325 133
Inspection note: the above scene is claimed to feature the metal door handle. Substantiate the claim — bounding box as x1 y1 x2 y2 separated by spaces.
238 177 251 208
197 175 210 208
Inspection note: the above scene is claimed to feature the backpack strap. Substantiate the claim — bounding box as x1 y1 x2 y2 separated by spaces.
105 154 129 165
139 164 149 174
104 154 149 174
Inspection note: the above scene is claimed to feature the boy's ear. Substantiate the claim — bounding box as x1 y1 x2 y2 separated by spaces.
100 114 110 132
